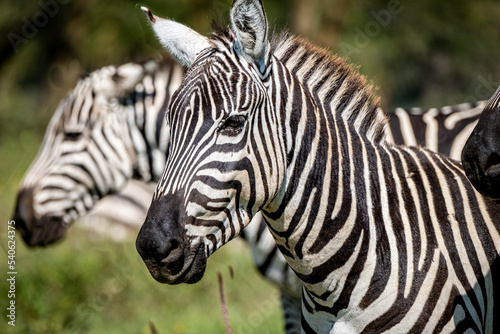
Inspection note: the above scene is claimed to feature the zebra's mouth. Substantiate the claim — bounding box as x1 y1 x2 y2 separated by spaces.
12 187 71 247
14 213 70 247
143 240 207 285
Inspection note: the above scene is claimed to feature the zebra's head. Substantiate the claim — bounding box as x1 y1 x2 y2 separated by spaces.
13 63 150 246
136 1 285 284
462 85 500 201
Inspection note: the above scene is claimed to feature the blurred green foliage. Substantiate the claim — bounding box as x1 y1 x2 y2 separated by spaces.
1 0 500 333
339 0 500 108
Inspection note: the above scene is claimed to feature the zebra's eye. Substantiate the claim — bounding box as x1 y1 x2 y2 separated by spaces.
221 115 247 132
220 115 247 135
64 132 83 141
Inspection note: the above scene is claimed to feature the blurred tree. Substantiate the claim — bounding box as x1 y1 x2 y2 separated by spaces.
292 0 351 47
336 0 500 109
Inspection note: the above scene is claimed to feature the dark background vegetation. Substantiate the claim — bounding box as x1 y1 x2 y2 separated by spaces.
1 0 499 333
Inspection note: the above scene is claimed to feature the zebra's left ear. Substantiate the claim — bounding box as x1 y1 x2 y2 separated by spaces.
141 7 212 67
230 0 270 74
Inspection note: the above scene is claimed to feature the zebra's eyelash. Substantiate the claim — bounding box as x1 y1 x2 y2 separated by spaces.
218 114 247 135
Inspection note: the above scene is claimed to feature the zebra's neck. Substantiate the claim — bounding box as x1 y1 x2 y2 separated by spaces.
260 52 500 323
261 56 377 298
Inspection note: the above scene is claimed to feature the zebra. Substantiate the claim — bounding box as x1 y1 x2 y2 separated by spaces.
12 58 486 334
12 62 485 334
12 57 180 246
462 85 500 201
136 1 500 332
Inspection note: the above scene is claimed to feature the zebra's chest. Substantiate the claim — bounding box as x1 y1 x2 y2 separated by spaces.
269 139 498 332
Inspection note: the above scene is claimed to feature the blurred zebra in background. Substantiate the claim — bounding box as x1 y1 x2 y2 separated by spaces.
386 102 484 161
136 1 500 332
13 53 485 333
13 57 178 245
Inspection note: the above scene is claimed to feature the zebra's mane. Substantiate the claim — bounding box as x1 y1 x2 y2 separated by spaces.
272 33 388 142
211 27 388 143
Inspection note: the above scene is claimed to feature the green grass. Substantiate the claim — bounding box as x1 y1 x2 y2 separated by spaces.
0 226 284 334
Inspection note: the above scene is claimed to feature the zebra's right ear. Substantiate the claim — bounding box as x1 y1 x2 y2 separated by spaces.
141 7 212 67
230 0 270 74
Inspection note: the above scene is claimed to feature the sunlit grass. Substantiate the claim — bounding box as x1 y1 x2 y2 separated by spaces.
0 226 283 334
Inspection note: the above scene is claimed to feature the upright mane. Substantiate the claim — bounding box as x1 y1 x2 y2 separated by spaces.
273 33 388 142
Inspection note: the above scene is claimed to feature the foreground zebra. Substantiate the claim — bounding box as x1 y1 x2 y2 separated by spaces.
136 1 500 332
462 86 500 201
11 59 486 333
13 54 486 333
13 58 179 245
11 24 486 334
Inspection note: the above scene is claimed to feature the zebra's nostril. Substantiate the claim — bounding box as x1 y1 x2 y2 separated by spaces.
160 238 184 274
485 153 500 177
161 239 181 261
162 239 180 259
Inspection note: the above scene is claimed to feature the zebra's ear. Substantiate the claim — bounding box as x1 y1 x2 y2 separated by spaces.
141 7 212 67
230 0 270 73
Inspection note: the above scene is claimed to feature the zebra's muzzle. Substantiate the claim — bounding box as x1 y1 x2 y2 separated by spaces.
136 196 208 284
13 188 70 247
139 238 207 284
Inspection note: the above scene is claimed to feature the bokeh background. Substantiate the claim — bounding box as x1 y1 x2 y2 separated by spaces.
1 0 500 333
